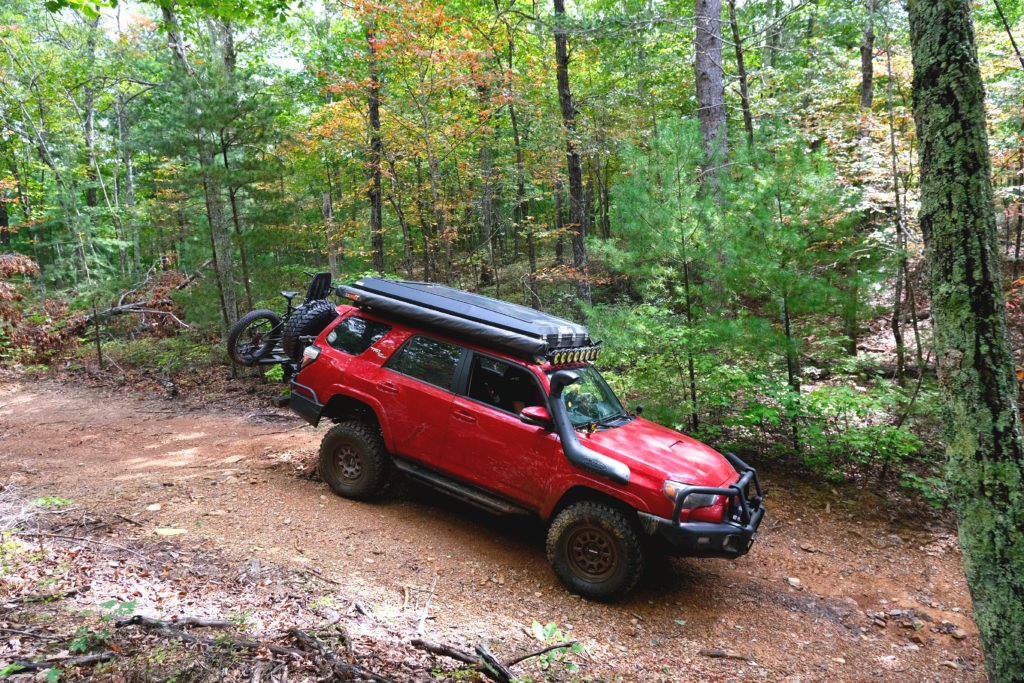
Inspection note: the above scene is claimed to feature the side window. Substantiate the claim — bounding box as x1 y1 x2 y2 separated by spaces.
326 316 390 356
387 336 462 390
466 354 544 414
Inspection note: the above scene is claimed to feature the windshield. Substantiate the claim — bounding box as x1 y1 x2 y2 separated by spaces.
550 365 627 427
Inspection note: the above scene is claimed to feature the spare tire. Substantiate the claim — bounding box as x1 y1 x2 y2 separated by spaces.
281 299 338 361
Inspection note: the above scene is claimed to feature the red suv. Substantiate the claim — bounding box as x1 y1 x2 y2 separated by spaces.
287 278 764 599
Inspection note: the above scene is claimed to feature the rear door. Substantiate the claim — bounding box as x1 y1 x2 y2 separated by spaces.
381 335 465 464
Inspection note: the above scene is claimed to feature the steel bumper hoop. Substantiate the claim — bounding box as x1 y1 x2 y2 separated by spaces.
670 452 764 528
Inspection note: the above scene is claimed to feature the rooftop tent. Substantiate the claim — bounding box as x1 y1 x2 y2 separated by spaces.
337 278 594 360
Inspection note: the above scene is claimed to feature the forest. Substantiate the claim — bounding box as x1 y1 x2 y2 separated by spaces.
3 0 1024 679
9 0 1023 497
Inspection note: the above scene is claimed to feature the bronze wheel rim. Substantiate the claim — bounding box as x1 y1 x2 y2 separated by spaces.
334 444 363 482
566 526 617 581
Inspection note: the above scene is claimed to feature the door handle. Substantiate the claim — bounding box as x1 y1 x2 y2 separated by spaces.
378 381 399 394
452 409 476 423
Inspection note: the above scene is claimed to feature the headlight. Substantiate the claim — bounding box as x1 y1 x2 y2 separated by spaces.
663 480 719 509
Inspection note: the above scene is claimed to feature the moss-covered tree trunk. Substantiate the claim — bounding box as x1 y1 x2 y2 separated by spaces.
908 1 1024 679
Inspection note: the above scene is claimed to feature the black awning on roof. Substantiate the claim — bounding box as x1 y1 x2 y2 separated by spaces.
339 278 593 360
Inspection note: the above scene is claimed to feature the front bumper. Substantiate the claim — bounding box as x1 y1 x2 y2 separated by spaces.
638 453 765 559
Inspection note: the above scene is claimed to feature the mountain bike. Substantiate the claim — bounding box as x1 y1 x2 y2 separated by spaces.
225 271 338 375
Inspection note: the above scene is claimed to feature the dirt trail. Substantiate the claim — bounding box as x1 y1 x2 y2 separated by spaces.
0 375 985 681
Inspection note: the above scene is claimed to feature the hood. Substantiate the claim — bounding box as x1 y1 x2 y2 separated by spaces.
579 417 738 487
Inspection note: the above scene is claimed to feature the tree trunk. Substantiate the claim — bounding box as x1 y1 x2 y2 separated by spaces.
1015 146 1024 280
479 139 499 294
323 167 340 279
727 0 754 147
554 177 566 266
161 5 237 329
860 0 877 109
909 1 1024 679
367 24 385 276
0 191 8 247
553 0 591 305
201 146 239 329
695 0 728 183
116 94 139 275
385 158 415 278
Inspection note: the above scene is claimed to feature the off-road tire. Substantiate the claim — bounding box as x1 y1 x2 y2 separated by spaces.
546 501 645 600
281 299 338 361
319 421 391 501
226 309 282 366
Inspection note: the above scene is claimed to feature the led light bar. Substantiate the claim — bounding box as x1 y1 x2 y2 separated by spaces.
546 344 603 366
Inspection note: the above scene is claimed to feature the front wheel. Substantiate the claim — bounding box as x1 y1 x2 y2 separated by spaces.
546 501 645 600
226 309 282 366
319 421 391 501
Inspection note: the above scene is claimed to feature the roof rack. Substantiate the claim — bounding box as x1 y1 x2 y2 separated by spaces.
337 278 598 362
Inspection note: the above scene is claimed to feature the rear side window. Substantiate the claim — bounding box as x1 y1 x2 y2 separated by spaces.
326 316 391 356
387 336 463 389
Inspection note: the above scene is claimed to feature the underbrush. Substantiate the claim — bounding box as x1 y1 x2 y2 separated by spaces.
588 304 950 508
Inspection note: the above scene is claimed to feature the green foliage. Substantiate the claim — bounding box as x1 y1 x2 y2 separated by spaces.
93 333 220 374
901 470 949 508
527 621 584 677
69 625 109 654
796 383 922 476
0 534 24 577
5 0 1016 508
99 599 138 619
30 496 74 509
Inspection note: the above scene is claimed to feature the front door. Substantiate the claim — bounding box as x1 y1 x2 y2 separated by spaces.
446 353 558 507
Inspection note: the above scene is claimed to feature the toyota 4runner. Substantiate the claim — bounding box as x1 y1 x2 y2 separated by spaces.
287 278 764 599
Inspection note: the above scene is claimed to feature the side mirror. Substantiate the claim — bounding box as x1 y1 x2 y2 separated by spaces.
520 405 553 428
635 404 644 416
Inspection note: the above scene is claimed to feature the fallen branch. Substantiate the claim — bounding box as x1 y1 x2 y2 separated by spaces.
411 637 579 683
10 531 146 559
165 616 234 628
698 647 755 663
505 640 581 667
415 575 438 636
411 638 479 666
476 643 514 683
7 651 116 672
115 614 303 658
0 627 63 641
114 513 144 527
5 584 91 604
286 628 393 683
83 303 192 330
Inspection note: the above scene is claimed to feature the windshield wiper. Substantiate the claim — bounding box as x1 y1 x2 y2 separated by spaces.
595 412 630 428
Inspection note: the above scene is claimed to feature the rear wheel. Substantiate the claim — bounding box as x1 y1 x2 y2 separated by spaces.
282 299 338 361
226 309 281 366
546 501 645 600
319 421 390 500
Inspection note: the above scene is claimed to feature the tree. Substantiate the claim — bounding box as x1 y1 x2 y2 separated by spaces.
367 21 385 276
908 0 1024 679
158 4 238 329
694 0 727 179
553 0 591 305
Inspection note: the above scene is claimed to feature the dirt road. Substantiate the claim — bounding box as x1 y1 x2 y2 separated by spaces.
0 374 985 681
